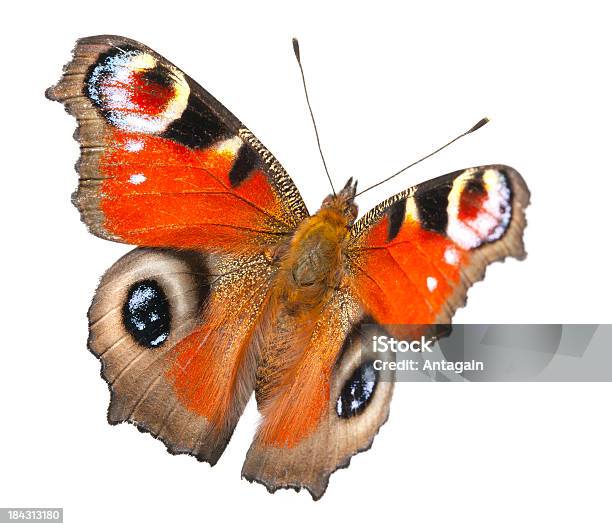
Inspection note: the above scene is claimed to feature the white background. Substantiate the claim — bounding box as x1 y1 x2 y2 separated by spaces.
2 1 611 527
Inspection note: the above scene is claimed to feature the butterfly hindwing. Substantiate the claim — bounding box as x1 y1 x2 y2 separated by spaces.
47 35 308 254
88 247 276 464
242 294 395 500
347 165 530 328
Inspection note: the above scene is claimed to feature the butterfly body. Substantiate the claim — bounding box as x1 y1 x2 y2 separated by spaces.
48 35 529 499
276 179 357 314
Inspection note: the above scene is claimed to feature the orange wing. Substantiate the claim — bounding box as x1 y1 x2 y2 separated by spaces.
47 35 307 254
347 165 530 327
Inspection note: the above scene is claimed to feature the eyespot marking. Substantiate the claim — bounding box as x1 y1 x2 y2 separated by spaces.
122 279 171 348
86 47 190 134
336 361 378 418
446 168 513 249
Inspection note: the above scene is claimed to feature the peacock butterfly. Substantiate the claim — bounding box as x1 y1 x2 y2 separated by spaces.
47 35 529 499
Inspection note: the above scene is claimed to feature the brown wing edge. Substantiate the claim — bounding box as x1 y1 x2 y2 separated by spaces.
45 36 147 242
241 414 392 501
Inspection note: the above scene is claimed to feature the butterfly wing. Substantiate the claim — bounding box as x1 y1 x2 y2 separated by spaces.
47 36 307 464
242 291 395 499
47 35 308 254
88 247 276 464
347 165 530 327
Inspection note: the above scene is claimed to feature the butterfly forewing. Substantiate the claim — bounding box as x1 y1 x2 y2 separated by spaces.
47 35 308 254
347 165 529 328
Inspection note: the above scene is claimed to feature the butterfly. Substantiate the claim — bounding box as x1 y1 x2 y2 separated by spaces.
47 35 529 500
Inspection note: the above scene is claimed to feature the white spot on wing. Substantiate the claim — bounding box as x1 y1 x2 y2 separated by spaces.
427 276 438 292
215 136 243 156
125 139 144 152
129 173 147 185
151 333 168 346
444 247 459 265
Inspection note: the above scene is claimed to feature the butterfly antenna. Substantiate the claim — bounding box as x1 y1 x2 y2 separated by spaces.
292 38 336 196
355 117 490 197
